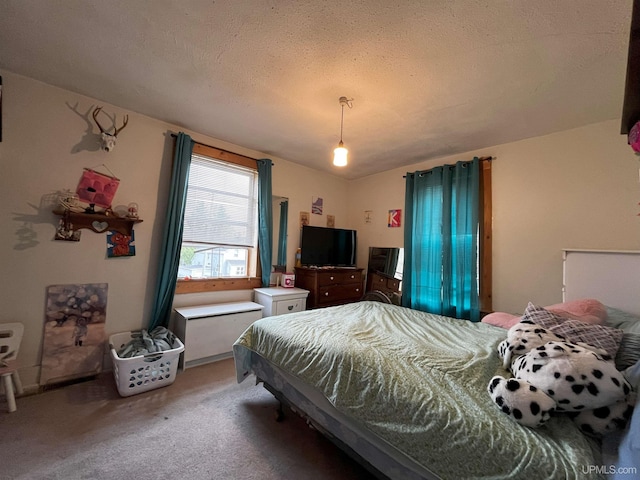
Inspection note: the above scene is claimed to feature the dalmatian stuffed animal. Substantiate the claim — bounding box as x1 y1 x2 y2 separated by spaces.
487 321 635 436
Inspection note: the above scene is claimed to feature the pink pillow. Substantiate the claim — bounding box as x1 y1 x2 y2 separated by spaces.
481 312 520 329
544 298 607 325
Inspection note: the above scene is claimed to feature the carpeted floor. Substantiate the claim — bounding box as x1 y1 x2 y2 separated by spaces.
0 358 376 480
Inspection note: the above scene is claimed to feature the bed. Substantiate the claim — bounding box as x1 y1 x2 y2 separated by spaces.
233 250 640 479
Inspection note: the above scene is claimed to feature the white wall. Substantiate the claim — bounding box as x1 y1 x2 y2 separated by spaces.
0 70 348 388
349 120 640 314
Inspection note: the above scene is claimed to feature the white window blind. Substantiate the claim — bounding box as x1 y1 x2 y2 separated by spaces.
182 155 258 247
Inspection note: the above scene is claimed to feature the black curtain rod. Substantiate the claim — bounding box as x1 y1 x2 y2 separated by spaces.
402 156 493 178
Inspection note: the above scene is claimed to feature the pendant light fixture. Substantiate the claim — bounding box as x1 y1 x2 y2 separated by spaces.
333 96 352 167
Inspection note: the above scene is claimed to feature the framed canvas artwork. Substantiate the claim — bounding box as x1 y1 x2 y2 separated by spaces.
40 283 108 385
107 230 135 257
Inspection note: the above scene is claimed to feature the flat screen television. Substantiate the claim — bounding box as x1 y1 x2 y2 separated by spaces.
300 225 357 267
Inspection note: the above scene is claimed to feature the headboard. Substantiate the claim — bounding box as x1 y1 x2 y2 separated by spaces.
562 249 640 316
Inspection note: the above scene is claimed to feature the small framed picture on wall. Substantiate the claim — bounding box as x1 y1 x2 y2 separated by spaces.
300 211 310 228
327 215 335 228
388 209 402 228
312 196 323 215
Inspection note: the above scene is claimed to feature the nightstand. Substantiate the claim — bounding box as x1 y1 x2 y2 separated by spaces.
253 287 309 317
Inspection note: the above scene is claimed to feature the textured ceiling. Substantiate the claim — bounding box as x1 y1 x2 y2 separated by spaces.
0 0 633 179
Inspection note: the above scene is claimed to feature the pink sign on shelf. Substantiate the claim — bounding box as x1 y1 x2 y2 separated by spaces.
76 169 120 208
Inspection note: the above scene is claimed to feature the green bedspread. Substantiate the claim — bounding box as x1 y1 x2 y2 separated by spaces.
234 301 602 479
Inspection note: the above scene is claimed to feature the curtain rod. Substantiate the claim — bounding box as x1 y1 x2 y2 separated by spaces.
402 156 493 178
170 132 260 163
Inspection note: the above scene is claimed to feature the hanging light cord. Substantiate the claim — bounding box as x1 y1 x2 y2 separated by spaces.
339 103 345 146
333 96 353 166
338 96 352 145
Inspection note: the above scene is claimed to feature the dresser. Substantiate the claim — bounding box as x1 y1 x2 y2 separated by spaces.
253 287 309 317
366 271 401 298
294 267 364 309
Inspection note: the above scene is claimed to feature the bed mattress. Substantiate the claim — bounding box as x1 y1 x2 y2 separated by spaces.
233 301 603 479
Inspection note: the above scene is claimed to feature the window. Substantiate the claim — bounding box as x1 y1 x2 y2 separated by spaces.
403 156 492 321
178 152 258 281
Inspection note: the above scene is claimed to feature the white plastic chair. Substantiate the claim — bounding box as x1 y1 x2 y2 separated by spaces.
0 323 24 413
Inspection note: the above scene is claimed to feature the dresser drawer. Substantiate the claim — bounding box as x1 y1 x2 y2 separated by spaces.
371 273 388 288
274 298 305 315
294 267 365 309
317 270 362 286
317 283 363 305
386 277 400 291
254 287 309 317
371 272 399 289
368 272 401 296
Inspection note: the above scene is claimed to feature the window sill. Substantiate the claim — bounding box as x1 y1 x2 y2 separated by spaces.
175 277 262 294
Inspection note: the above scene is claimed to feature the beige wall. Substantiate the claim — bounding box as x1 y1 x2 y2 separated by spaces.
348 120 640 314
0 70 348 388
3 68 639 389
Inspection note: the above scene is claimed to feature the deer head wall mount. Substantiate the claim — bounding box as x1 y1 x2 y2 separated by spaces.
92 106 129 152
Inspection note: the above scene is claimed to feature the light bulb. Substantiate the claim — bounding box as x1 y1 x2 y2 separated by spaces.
333 143 348 167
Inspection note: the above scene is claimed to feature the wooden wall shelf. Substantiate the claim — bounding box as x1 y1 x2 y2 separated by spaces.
53 208 142 236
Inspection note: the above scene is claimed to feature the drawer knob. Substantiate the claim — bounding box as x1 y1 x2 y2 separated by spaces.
350 274 355 279
356 288 360 292
325 292 329 296
330 276 334 281
379 278 384 283
288 305 294 311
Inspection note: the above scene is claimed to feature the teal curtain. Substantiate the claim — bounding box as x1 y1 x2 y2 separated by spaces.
257 159 273 287
402 179 415 308
402 157 480 321
277 200 288 266
149 133 193 330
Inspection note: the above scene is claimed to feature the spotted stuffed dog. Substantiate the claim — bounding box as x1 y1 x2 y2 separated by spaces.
497 321 564 370
488 376 557 427
488 321 635 436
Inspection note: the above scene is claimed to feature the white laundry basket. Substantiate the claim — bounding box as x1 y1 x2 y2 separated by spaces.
109 331 184 397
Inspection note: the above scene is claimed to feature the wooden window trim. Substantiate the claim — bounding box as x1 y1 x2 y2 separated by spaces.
176 277 262 294
479 157 493 314
176 142 261 294
192 143 257 170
